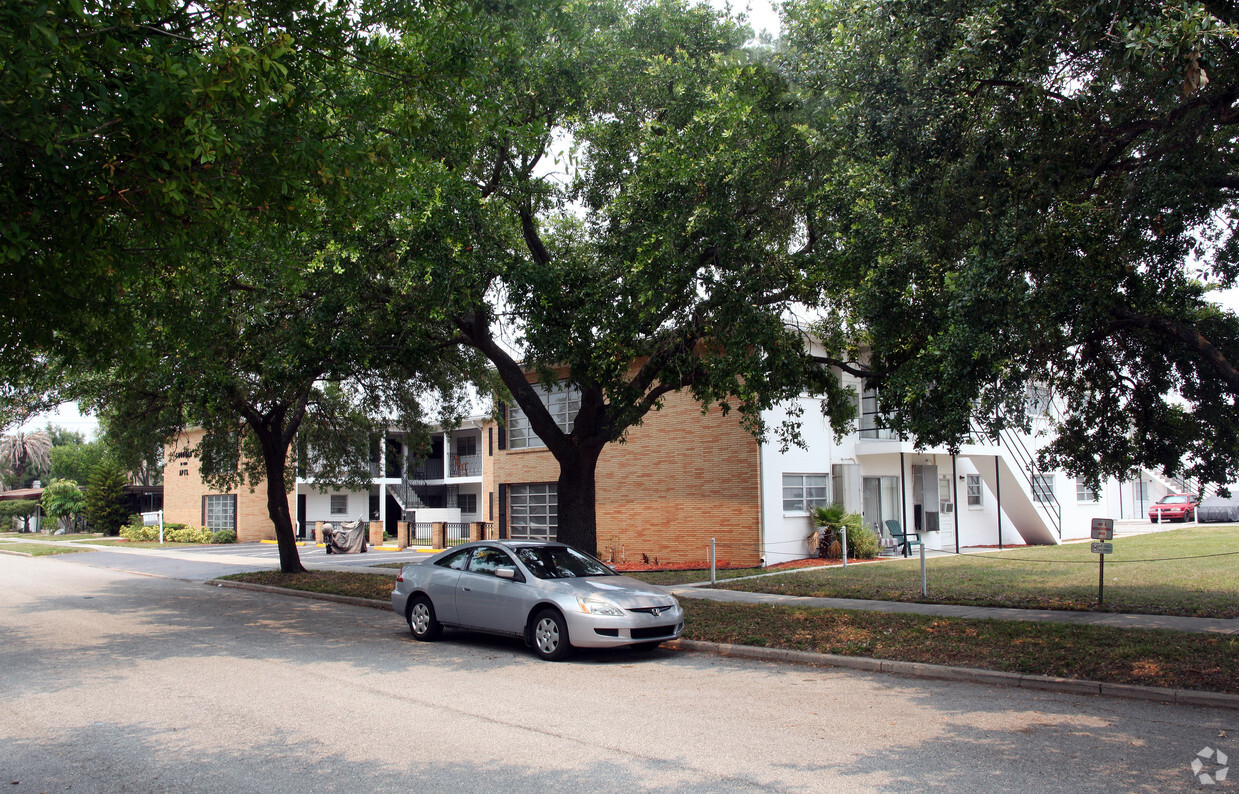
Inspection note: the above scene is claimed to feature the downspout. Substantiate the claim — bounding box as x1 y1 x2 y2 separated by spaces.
952 455 960 553
995 456 1003 550
757 433 767 567
900 452 907 536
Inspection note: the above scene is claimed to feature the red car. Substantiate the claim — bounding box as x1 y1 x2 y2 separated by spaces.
1149 493 1198 523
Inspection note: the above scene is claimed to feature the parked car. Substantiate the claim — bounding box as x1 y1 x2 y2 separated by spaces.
1148 493 1198 523
1196 495 1239 523
391 540 684 661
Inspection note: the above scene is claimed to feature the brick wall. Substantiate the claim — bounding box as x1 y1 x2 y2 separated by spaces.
163 429 283 543
491 389 762 566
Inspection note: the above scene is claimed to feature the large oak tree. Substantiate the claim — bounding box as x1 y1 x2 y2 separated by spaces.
782 0 1239 488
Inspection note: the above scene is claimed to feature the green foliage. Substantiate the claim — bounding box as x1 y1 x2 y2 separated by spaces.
368 0 846 552
165 525 214 544
812 505 879 559
0 430 51 488
84 461 129 536
48 439 107 485
211 529 237 544
0 499 40 532
119 521 158 542
40 478 85 531
784 0 1239 487
119 520 215 543
0 0 352 397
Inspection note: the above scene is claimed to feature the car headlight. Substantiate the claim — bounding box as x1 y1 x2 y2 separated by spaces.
575 596 625 617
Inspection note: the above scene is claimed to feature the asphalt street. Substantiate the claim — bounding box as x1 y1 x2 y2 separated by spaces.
35 540 429 581
1 552 1234 792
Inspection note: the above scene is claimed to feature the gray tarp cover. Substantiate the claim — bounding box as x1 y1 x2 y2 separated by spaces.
324 520 367 553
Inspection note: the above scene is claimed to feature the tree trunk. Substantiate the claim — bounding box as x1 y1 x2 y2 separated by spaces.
254 428 306 574
553 446 601 555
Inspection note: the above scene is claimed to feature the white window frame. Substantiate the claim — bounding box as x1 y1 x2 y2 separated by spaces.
1076 477 1098 503
457 492 478 515
966 474 983 507
783 473 830 514
1032 471 1055 504
330 494 349 515
508 384 581 449
508 484 557 540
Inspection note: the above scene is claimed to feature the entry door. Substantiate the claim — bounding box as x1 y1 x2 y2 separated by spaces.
862 478 883 535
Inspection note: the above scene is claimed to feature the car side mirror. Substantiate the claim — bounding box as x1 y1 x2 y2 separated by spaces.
496 567 517 580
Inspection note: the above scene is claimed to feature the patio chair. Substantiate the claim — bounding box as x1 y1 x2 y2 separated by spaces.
884 519 922 558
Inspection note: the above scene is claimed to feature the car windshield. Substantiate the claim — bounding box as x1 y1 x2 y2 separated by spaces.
516 546 616 579
1160 495 1191 504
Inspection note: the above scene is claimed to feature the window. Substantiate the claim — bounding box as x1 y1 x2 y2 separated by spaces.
509 484 557 540
456 435 477 457
508 384 581 449
330 494 349 515
938 476 953 513
1076 478 1098 503
966 474 983 507
1027 383 1053 417
858 385 897 440
457 493 478 515
203 495 236 532
467 547 515 576
1032 471 1055 503
783 474 829 513
435 548 471 570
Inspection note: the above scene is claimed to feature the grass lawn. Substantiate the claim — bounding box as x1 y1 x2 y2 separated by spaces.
216 568 1239 694
222 570 396 601
683 599 1239 694
717 525 1239 618
0 542 91 556
0 532 101 541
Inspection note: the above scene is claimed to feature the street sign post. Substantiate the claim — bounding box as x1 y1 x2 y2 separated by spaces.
1090 519 1115 605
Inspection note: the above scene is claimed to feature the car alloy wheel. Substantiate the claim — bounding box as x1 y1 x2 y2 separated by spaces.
407 596 441 641
532 609 572 661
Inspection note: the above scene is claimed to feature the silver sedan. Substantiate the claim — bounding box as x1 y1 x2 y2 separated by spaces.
391 540 684 660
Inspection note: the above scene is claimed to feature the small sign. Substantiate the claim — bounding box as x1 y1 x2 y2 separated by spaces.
1091 542 1113 554
1091 518 1115 540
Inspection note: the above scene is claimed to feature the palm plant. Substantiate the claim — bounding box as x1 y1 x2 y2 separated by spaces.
0 430 51 486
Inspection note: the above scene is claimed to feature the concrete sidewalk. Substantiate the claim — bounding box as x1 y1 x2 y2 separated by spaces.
667 585 1239 634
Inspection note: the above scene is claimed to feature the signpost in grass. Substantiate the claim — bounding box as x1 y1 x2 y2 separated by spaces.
1091 518 1115 606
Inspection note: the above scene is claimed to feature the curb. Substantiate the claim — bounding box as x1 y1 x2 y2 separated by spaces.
665 639 1239 710
210 579 1239 711
0 549 33 558
212 579 393 610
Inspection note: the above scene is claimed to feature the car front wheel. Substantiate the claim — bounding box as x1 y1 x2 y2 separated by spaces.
407 596 442 641
531 609 572 661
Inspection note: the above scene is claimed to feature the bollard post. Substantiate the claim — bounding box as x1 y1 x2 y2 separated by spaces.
841 525 848 568
920 537 928 597
710 538 717 585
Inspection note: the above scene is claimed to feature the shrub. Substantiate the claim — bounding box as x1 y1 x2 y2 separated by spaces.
841 525 882 559
812 505 880 559
120 522 159 542
211 529 237 544
165 525 213 543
